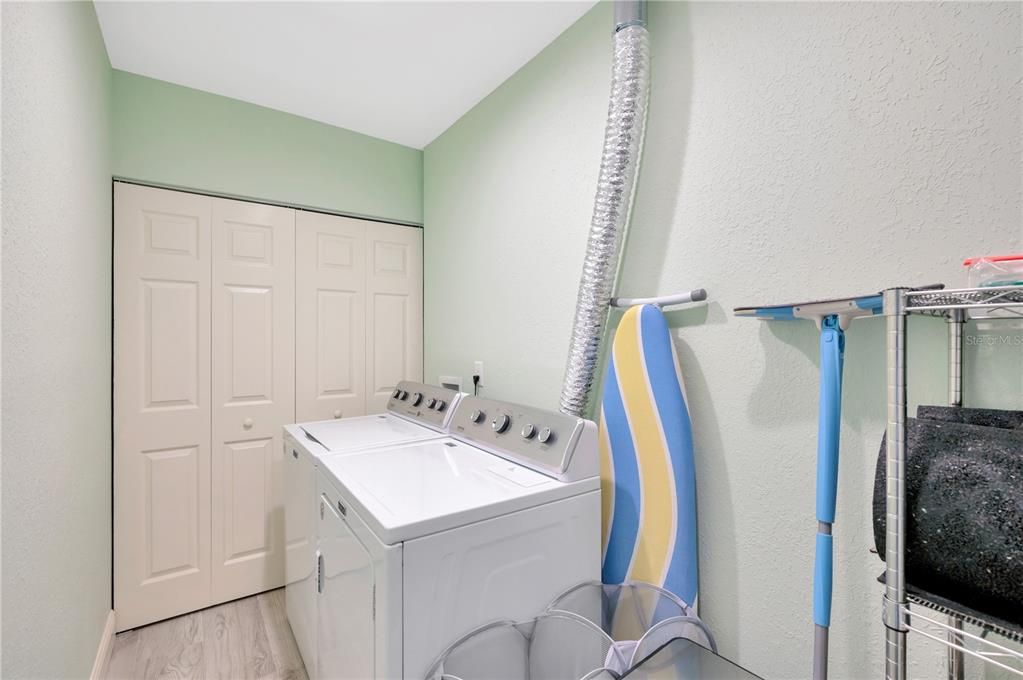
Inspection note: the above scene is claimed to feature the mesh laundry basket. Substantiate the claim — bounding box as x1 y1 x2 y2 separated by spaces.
424 614 628 680
544 581 716 672
425 582 714 680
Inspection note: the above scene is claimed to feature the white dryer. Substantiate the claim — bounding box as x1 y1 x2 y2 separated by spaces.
314 395 601 679
284 381 462 679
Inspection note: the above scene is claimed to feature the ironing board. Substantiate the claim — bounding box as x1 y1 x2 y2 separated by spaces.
600 304 699 611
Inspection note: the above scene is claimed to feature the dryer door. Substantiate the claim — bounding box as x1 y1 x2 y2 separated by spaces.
318 491 375 680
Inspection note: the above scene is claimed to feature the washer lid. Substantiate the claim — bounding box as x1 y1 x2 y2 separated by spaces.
300 413 439 454
320 438 599 545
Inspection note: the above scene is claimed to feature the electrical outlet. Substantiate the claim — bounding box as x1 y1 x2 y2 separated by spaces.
474 361 484 386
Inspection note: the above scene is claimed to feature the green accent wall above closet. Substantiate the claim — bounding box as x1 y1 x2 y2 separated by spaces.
111 71 424 225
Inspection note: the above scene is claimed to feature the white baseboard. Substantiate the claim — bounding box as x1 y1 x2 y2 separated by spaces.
89 610 116 680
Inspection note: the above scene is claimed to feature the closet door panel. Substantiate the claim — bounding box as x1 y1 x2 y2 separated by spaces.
116 186 423 627
211 198 295 602
114 184 213 631
296 212 366 422
366 224 423 413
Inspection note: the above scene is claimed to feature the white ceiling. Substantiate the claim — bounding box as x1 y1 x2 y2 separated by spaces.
95 1 597 149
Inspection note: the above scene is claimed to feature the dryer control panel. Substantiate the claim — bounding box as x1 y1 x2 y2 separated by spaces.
448 396 598 482
386 380 463 430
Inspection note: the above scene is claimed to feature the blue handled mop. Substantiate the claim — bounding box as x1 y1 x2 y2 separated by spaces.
734 292 885 680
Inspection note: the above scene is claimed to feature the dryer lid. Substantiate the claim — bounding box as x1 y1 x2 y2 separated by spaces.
320 438 599 545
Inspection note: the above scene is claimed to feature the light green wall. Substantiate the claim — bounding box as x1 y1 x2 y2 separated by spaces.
425 2 1022 678
2 2 113 677
112 70 424 225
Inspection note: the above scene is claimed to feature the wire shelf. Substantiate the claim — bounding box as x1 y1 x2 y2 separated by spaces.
905 286 1023 317
906 592 1023 644
883 283 1023 680
905 602 1023 677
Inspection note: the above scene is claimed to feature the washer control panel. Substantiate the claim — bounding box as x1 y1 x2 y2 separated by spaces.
449 395 594 479
386 380 462 429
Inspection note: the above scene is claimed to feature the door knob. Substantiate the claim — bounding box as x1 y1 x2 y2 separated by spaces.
243 418 253 429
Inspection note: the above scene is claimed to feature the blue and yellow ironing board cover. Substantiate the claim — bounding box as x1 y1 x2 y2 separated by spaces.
600 304 698 611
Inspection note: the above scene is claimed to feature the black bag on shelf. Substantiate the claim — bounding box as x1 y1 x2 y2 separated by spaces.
872 407 1023 627
916 405 1023 430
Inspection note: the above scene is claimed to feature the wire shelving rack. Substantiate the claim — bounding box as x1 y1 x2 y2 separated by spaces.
882 285 1023 680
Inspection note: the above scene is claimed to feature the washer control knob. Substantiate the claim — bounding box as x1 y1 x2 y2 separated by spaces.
470 409 485 424
492 414 511 433
392 388 402 399
521 423 537 439
411 392 423 406
399 390 408 401
426 397 436 409
434 400 447 412
538 427 554 444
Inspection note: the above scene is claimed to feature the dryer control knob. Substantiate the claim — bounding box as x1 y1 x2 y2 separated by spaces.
426 398 436 409
411 392 423 406
392 388 402 399
470 409 485 423
538 427 555 444
521 423 536 439
399 390 409 400
434 400 447 412
492 414 510 433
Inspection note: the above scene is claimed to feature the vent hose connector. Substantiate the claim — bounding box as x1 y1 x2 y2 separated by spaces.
559 4 650 417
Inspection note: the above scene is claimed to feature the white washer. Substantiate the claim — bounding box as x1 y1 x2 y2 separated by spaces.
284 381 462 679
314 395 600 679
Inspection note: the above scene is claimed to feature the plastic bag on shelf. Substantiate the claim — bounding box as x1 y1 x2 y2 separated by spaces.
963 254 1023 319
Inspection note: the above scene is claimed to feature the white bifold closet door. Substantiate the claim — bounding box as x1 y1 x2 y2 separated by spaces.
295 213 422 421
115 185 296 631
365 222 424 413
210 199 294 604
115 183 420 631
295 212 366 422
114 184 214 631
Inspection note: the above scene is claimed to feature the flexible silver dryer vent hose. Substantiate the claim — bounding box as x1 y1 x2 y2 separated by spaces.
559 7 650 417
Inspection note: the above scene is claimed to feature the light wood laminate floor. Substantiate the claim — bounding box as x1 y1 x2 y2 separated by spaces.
106 589 308 680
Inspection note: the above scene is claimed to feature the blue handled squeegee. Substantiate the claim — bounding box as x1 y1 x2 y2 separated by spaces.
734 287 938 680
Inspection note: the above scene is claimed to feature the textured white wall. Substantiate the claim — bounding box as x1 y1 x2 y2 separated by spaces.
1 3 113 677
425 2 1022 678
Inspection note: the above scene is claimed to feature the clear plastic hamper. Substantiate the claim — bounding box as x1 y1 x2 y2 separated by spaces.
545 582 716 672
424 614 628 680
425 582 715 679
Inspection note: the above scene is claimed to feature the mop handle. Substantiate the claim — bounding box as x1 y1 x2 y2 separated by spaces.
813 315 845 680
816 316 845 525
